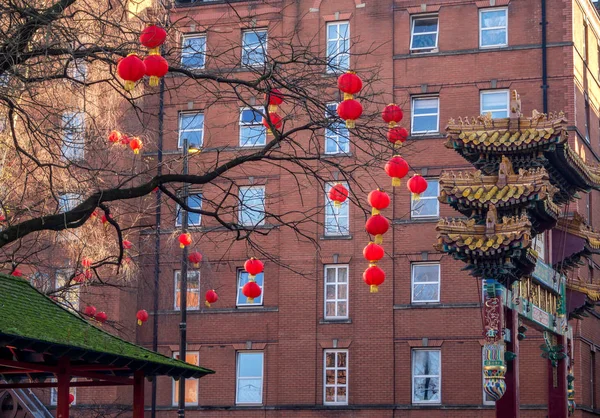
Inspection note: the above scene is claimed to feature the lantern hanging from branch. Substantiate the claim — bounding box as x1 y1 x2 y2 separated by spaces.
363 265 386 293
81 257 92 270
116 54 146 92
108 130 122 144
73 273 86 284
244 257 264 280
407 174 428 201
242 281 262 304
11 269 22 277
365 214 389 245
266 88 284 112
188 251 203 268
144 55 169 87
205 289 218 307
363 242 385 266
367 189 390 215
387 127 409 148
129 137 143 154
139 25 167 55
337 71 363 100
262 113 283 135
337 99 363 129
84 305 96 317
123 240 132 250
382 104 403 128
328 183 349 208
385 155 409 187
95 311 107 323
120 134 131 145
178 233 192 249
136 309 149 326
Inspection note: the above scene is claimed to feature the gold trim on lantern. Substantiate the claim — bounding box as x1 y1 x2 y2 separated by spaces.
392 178 401 187
345 119 356 129
370 285 379 293
374 234 383 245
137 319 142 326
268 105 278 113
205 300 211 308
148 47 160 56
149 76 160 87
343 93 353 101
124 81 135 91
246 297 254 303
371 208 380 215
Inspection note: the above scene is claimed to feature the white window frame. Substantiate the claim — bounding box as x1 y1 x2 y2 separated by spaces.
176 192 202 227
242 29 268 67
410 179 439 219
172 351 199 406
410 15 439 52
238 186 266 227
323 349 348 405
411 262 441 304
479 8 508 49
480 90 510 119
50 380 76 406
61 111 85 161
174 270 200 311
482 348 496 405
236 351 264 405
58 193 82 213
326 21 350 73
412 349 441 404
411 96 439 135
324 182 350 236
236 269 265 307
324 265 349 320
239 108 266 147
181 34 207 69
178 112 204 149
325 103 350 154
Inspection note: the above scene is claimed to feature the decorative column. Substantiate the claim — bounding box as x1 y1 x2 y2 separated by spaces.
482 280 507 403
545 332 568 418
56 357 71 418
496 308 520 418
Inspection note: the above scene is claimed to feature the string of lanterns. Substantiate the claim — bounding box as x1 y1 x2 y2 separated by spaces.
107 130 143 154
262 89 284 135
242 257 264 303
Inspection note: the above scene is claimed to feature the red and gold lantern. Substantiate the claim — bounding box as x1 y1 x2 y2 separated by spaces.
108 130 122 144
385 155 409 187
266 88 284 112
337 99 363 129
123 240 132 250
363 242 385 266
178 233 192 249
337 71 363 100
365 214 389 244
84 305 96 317
188 251 203 268
81 257 92 269
244 257 264 280
116 54 146 92
144 55 169 87
11 268 22 277
136 309 149 326
407 174 428 201
328 183 349 208
382 104 403 128
129 137 143 154
363 265 385 293
69 394 75 404
139 25 167 55
262 113 283 135
367 189 390 215
242 281 262 304
205 289 218 307
95 311 108 323
120 135 131 145
387 126 409 148
73 273 86 284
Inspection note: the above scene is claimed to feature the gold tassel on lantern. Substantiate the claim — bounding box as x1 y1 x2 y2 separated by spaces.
124 81 135 91
371 208 379 215
392 177 401 187
205 300 211 308
370 285 379 293
334 201 341 208
345 119 356 129
374 234 383 245
149 76 159 87
137 319 142 326
268 105 278 113
149 47 160 56
413 193 420 202
246 297 255 304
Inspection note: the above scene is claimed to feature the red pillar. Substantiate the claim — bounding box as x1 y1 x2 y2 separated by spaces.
56 357 71 418
496 308 520 418
133 370 145 418
548 334 568 418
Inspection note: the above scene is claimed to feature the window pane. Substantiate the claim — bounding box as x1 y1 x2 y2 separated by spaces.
414 377 440 402
240 126 266 147
238 353 263 377
325 183 350 236
481 29 507 47
411 198 438 217
242 31 267 66
179 113 204 147
413 265 439 282
414 99 438 114
326 352 335 367
237 352 263 404
337 352 346 367
177 193 202 226
182 36 206 68
239 187 266 226
237 271 264 305
325 104 349 154
337 284 347 299
175 271 200 309
413 350 440 375
413 19 438 34
420 180 439 198
481 10 506 28
413 283 439 301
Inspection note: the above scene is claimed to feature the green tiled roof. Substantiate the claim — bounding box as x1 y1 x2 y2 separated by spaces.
0 274 213 379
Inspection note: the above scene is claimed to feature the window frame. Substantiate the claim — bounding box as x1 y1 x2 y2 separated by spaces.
325 103 350 154
412 349 441 404
236 351 265 405
411 96 440 136
174 270 201 311
324 182 350 237
323 349 349 405
181 33 207 70
326 21 350 73
178 111 205 149
479 8 508 49
176 192 203 227
239 107 267 147
411 262 441 304
241 29 268 67
238 185 266 227
172 351 200 406
236 269 265 307
410 15 439 53
61 111 85 161
323 264 349 320
410 179 439 219
480 90 510 119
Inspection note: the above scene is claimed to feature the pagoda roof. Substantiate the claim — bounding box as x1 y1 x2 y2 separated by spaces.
552 212 600 272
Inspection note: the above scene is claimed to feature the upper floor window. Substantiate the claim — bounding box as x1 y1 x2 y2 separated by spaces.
411 263 440 303
236 352 264 404
324 350 348 405
240 108 266 147
176 193 202 227
410 16 439 53
61 112 85 161
324 265 349 319
178 112 204 148
67 59 87 81
172 351 199 406
480 90 510 118
325 182 350 236
181 34 206 69
239 186 266 226
237 270 264 306
479 8 508 48
242 30 267 67
412 349 441 404
325 103 349 154
58 193 82 213
326 21 350 73
55 269 80 311
411 180 439 219
174 270 200 310
411 97 439 135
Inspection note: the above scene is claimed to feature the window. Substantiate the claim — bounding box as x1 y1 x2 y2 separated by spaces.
324 350 348 405
585 94 591 142
324 182 350 236
242 30 267 67
411 97 439 135
51 381 76 406
479 8 508 48
325 103 349 154
237 270 264 306
410 16 439 52
326 21 350 73
236 352 264 404
480 90 509 118
67 59 87 81
411 263 440 303
176 193 202 227
174 270 200 310
55 269 80 311
324 265 348 319
181 35 206 69
172 351 199 406
411 180 439 219
61 112 85 161
412 349 441 404
532 233 545 262
239 186 266 226
58 193 82 213
482 349 495 405
584 20 589 63
239 108 266 147
178 112 204 148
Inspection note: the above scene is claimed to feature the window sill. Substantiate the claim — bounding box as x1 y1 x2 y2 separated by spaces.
479 45 509 50
320 318 352 324
158 306 278 314
394 217 439 224
322 152 352 158
320 234 352 240
410 49 439 55
408 134 443 139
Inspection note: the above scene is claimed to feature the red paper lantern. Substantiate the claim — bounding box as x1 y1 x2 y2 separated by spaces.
188 251 203 268
84 305 96 317
108 130 121 144
385 155 409 187
387 127 409 148
123 240 132 250
129 137 143 154
95 311 107 323
365 214 389 244
266 88 284 112
363 242 385 266
242 281 262 304
116 54 146 92
407 174 428 201
178 233 192 249
205 289 219 307
328 183 349 208
101 214 110 226
382 104 404 128
81 257 92 269
367 189 390 215
11 268 22 277
0 214 6 222
69 393 75 404
84 270 93 280
244 257 264 279
262 113 283 135
144 55 169 87
120 134 131 145
337 99 363 129
139 25 167 54
136 309 149 326
337 71 363 100
363 265 386 293
73 273 86 284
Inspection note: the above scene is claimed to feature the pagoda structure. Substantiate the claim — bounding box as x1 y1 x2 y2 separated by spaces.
435 91 600 418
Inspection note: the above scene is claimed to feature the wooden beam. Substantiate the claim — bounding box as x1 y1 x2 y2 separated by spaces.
0 359 58 373
0 380 133 389
69 370 133 385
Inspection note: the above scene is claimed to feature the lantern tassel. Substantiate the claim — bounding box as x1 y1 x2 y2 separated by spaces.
370 285 379 293
392 178 401 187
180 243 185 249
374 234 383 245
134 149 140 154
266 128 273 136
149 76 160 87
369 262 377 267
371 207 380 216
205 301 211 308
343 93 353 101
249 275 256 281
137 319 142 326
394 142 403 149
124 80 135 91
413 193 421 202
148 47 160 56
334 201 341 208
246 297 254 304
194 263 200 268
345 119 356 129
388 121 397 129
268 105 278 113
